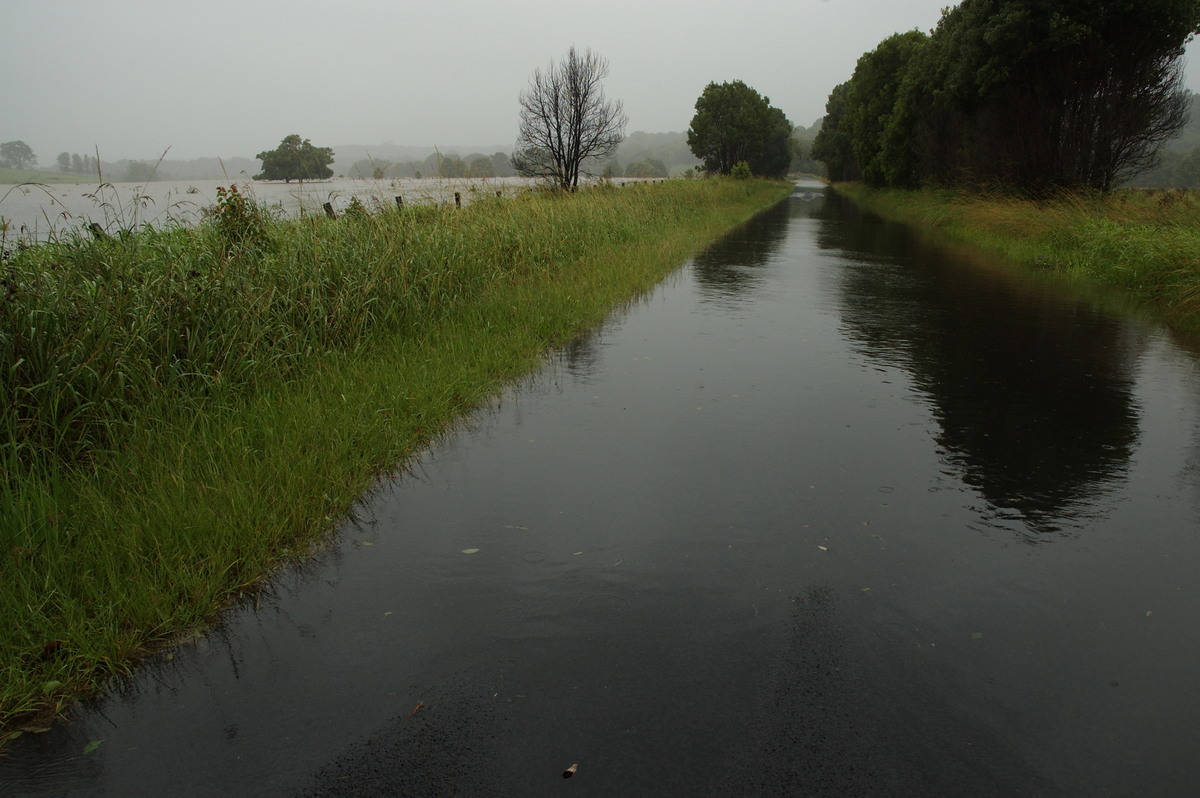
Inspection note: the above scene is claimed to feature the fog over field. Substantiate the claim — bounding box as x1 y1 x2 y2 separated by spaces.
12 0 1172 164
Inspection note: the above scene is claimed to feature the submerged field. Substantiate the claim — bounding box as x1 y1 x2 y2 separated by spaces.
835 184 1200 330
0 178 791 744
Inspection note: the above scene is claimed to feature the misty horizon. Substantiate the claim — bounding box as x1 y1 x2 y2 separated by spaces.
9 0 1200 169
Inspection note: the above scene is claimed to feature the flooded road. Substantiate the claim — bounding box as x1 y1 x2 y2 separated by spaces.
3 183 1199 796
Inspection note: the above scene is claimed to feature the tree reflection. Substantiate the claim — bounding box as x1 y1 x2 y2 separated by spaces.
818 193 1140 539
690 198 791 304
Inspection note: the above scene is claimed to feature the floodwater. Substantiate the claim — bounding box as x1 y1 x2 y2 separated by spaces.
0 176 543 241
3 182 1200 796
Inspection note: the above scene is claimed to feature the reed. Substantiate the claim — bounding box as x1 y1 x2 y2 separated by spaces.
835 184 1200 328
0 177 791 744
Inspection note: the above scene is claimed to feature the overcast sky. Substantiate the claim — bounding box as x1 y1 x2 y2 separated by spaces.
7 0 1200 163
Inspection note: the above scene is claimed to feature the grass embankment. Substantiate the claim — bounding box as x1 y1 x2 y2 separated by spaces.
0 168 98 185
0 178 792 744
836 183 1200 329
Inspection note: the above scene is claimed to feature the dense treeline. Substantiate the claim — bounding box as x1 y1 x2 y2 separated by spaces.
813 0 1200 194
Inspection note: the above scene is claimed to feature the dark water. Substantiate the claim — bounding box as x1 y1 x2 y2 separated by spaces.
4 183 1200 796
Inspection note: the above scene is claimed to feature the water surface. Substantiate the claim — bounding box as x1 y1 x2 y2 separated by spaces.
0 176 541 241
3 183 1199 796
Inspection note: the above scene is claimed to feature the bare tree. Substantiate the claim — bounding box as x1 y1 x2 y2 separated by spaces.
512 47 628 191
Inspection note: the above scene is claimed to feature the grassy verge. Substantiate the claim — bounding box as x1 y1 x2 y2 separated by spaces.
835 183 1200 329
0 178 791 745
0 168 100 185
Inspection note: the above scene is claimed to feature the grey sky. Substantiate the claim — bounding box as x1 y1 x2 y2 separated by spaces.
7 0 1200 162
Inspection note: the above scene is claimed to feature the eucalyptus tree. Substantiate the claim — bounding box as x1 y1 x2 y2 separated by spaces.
903 0 1200 191
254 134 334 183
687 80 794 178
814 0 1200 192
512 47 628 191
845 31 928 187
0 140 36 171
811 82 858 182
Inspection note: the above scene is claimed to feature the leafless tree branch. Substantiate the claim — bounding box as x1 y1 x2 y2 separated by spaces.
512 47 627 191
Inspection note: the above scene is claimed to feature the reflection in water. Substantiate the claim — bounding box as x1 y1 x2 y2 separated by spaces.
814 191 1139 538
560 328 605 381
690 198 794 306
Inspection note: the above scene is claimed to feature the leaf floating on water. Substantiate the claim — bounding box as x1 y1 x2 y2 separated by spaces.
461 548 480 554
971 632 984 640
563 763 579 778
505 525 528 530
406 700 424 718
83 739 105 755
817 545 828 552
42 680 62 693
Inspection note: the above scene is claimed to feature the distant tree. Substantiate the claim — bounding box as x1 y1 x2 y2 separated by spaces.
490 151 516 177
254 134 334 182
439 154 466 178
615 131 702 174
349 158 390 179
789 124 827 176
1126 142 1200 186
467 155 496 178
625 158 668 178
122 161 158 182
422 152 467 178
56 152 72 172
687 80 794 178
71 153 83 173
512 46 628 190
0 140 37 170
811 83 856 181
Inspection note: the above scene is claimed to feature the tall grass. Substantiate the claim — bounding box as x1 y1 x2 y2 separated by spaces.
835 184 1200 328
0 177 791 743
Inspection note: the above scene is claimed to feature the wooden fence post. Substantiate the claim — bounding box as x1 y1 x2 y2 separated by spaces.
323 202 336 219
395 196 404 208
454 192 462 208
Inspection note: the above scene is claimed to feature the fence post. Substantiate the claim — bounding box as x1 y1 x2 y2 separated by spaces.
395 195 404 208
323 202 336 219
454 192 462 208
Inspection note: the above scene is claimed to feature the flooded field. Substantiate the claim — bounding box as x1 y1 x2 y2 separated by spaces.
0 176 545 241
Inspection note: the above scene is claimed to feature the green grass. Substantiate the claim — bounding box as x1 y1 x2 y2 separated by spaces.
0 168 100 185
835 183 1200 328
0 177 791 745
